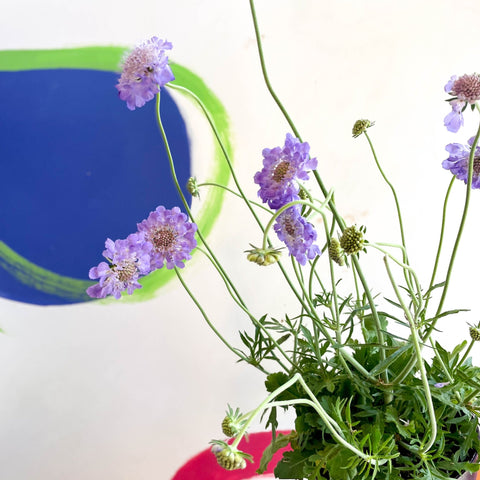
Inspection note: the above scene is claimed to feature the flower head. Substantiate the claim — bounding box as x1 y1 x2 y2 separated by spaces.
137 206 197 270
274 206 321 265
339 225 365 255
245 244 282 266
446 74 480 104
254 133 317 210
86 233 152 299
221 405 246 437
328 237 345 266
116 37 175 110
444 74 480 133
210 441 253 471
352 119 375 138
442 137 480 188
469 326 480 342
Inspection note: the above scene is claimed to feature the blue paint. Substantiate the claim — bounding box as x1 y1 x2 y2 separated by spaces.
0 69 191 305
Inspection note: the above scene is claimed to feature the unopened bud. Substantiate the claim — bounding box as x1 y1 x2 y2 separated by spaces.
328 238 345 266
186 177 200 198
470 326 480 341
340 225 366 255
246 245 282 266
352 119 375 138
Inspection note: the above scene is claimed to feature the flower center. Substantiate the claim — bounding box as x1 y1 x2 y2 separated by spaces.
116 260 137 282
473 156 480 177
283 217 296 237
453 74 480 103
150 226 177 252
272 160 293 183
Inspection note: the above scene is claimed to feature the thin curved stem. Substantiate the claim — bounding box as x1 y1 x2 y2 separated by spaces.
383 256 437 453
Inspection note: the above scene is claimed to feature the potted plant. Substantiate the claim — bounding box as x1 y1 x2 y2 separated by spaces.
86 2 480 479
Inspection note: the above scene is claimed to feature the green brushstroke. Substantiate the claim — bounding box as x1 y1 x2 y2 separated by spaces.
0 241 93 301
0 47 232 303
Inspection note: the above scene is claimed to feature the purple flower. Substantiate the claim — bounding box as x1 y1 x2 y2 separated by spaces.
444 100 464 133
137 206 197 269
274 206 321 265
87 233 153 299
116 37 175 110
442 137 480 188
444 73 480 133
254 133 317 210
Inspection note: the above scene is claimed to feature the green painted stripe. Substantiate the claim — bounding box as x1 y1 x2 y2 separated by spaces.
0 46 126 71
0 47 232 303
0 241 93 301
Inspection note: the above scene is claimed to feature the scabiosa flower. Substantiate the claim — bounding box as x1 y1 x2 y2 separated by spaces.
274 206 321 266
254 133 318 210
444 74 480 133
137 206 197 270
442 137 480 188
116 36 175 111
86 233 152 299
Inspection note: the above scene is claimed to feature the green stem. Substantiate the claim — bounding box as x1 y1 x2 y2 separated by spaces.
197 182 272 213
383 256 437 453
364 132 408 256
424 177 455 314
196 247 293 372
174 267 257 369
155 93 249 312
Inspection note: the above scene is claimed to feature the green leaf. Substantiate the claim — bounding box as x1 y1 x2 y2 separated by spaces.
274 449 308 479
257 432 295 474
370 343 413 376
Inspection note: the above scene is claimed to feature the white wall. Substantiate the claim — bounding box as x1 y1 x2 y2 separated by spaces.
1 1 480 479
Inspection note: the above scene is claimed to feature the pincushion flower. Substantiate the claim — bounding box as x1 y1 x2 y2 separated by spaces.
137 206 197 269
442 137 480 188
444 74 480 132
273 205 321 265
254 133 317 210
116 36 175 110
86 233 153 299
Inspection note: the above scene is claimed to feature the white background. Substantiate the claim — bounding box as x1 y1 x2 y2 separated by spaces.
1 0 480 479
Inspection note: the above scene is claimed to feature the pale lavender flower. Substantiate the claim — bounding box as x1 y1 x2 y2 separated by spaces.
87 233 152 299
116 37 175 110
444 100 464 133
137 206 197 269
254 133 317 210
444 73 480 133
442 137 480 188
274 206 321 265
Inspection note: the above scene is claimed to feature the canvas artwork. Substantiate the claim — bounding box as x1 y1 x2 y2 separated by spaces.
2 1 480 479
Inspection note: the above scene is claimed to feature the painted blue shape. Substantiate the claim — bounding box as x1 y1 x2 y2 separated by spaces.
0 69 191 305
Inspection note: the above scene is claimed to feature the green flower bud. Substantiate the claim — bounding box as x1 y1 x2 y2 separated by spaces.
245 244 282 266
470 326 480 341
352 119 375 138
328 238 345 266
221 405 245 437
210 441 253 471
298 186 309 201
340 225 365 255
186 177 200 198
